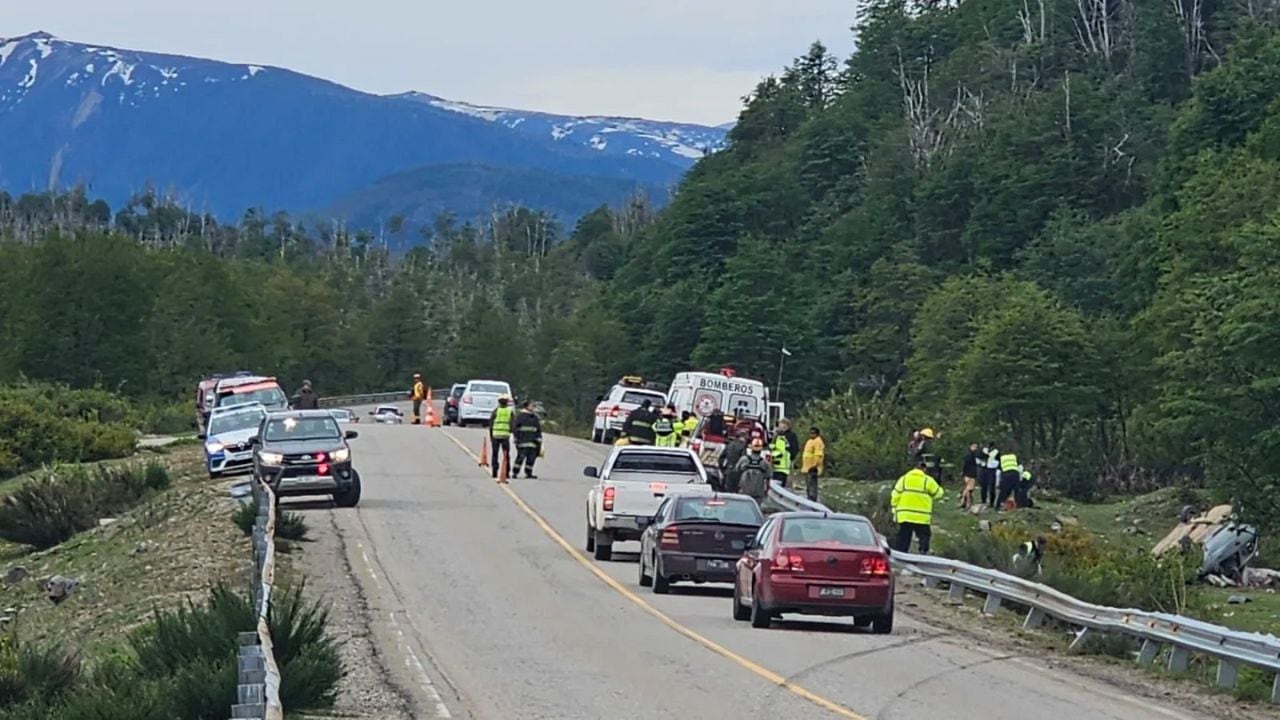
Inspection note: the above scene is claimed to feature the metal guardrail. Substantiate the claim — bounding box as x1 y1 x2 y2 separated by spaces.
766 481 1280 702
232 479 285 719
317 387 453 409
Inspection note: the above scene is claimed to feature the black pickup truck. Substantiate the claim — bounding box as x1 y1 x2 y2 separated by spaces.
251 410 362 507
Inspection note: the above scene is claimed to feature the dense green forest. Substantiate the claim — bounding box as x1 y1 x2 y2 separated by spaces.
1 0 1277 530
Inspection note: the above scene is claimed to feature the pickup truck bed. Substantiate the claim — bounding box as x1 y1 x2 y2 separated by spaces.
584 447 715 561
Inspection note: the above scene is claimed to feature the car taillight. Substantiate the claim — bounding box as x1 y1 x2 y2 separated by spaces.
463 394 473 404
609 405 621 417
661 528 680 547
860 555 890 576
773 551 805 572
603 486 615 511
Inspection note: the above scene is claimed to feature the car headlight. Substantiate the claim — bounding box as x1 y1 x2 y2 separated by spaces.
258 451 284 465
205 442 225 454
331 448 350 463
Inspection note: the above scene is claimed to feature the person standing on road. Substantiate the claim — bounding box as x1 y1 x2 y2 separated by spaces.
653 407 678 447
891 458 944 553
770 432 792 489
511 400 543 479
290 380 319 410
489 395 515 482
621 399 657 445
719 430 748 493
410 373 426 425
801 427 825 502
961 442 980 509
735 438 773 505
678 411 697 446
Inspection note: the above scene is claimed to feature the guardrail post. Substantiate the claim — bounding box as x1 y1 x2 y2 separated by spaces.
922 576 941 590
1168 646 1190 673
1271 672 1279 704
1069 627 1093 651
1023 607 1047 629
1216 659 1239 689
981 593 1003 615
1138 639 1161 665
947 583 965 601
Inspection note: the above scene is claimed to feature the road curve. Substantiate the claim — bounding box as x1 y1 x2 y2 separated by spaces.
301 409 1214 720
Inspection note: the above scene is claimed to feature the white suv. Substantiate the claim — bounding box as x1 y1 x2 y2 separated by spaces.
592 383 667 444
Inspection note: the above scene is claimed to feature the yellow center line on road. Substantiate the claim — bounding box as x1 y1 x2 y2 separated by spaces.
439 430 868 720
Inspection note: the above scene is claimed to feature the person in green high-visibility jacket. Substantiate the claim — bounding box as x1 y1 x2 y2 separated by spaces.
996 451 1020 510
770 434 792 488
891 458 944 553
489 395 514 482
653 407 679 447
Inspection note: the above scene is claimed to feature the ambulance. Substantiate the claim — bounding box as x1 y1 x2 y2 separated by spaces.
666 368 784 431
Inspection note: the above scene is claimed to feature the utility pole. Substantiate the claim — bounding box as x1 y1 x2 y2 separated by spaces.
777 346 792 402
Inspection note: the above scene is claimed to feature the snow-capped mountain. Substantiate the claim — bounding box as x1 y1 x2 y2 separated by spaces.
393 92 727 164
0 31 730 224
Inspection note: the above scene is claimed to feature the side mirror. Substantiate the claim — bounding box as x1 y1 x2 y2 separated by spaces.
636 516 651 527
248 436 260 446
345 430 359 440
197 433 207 440
595 395 604 403
583 466 599 479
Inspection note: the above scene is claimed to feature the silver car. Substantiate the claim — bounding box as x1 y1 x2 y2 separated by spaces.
370 405 404 424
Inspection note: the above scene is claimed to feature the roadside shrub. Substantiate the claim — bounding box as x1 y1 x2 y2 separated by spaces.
269 582 344 711
0 632 82 709
0 399 136 480
131 585 254 677
140 402 194 435
798 389 912 482
231 495 310 541
0 462 172 549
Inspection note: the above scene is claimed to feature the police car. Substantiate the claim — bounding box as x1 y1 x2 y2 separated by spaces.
202 403 269 479
591 376 668 444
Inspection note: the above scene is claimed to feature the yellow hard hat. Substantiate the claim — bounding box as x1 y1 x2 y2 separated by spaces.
921 428 936 439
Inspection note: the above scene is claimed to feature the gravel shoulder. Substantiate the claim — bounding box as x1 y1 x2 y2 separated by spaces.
287 504 414 720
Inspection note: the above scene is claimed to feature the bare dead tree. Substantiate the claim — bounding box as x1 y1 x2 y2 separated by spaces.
1019 0 1048 45
1170 0 1221 77
896 46 946 166
1073 0 1128 65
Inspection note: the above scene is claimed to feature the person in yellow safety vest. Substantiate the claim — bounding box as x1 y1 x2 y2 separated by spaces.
801 427 825 502
488 395 514 482
891 458 945 553
679 412 697 446
653 407 678 447
770 434 792 488
995 451 1020 511
410 373 426 424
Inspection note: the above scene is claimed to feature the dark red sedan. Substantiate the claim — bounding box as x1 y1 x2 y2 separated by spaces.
638 493 764 594
732 511 894 632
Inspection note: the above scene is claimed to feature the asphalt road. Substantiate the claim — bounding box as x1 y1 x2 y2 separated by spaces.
306 407 1214 720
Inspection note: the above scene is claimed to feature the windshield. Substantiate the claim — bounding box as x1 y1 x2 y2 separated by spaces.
621 390 665 406
222 387 287 408
263 416 341 443
208 409 265 435
330 410 352 420
450 385 466 398
613 452 698 474
673 497 762 525
375 406 401 415
469 382 509 395
780 518 877 547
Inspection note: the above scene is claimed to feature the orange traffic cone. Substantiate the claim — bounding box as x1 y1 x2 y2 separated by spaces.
478 439 489 467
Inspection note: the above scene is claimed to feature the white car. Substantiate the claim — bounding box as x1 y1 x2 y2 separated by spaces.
370 405 404 424
457 379 513 426
592 379 668 444
202 403 268 478
584 446 714 561
329 408 357 424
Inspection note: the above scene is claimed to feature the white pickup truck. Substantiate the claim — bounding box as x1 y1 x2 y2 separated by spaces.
584 446 714 561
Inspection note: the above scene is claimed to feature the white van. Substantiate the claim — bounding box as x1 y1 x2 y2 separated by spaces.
666 371 784 430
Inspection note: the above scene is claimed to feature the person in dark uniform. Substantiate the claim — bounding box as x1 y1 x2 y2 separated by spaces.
621 399 657 445
512 400 543 479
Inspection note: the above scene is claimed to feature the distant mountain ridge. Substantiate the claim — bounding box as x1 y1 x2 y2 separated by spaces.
0 31 730 227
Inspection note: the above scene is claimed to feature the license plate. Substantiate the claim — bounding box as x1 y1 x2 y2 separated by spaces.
702 559 730 570
813 586 849 598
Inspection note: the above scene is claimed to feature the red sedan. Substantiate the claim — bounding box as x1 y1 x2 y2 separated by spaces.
732 511 895 632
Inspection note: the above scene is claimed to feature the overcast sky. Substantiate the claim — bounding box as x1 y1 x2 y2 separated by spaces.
4 1 859 125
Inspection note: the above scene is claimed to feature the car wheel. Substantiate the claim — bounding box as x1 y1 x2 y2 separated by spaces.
586 524 595 553
871 602 894 635
652 555 670 594
602 430 616 444
749 582 772 628
853 616 872 629
732 579 751 621
333 470 362 508
591 428 603 443
638 551 653 587
593 531 612 561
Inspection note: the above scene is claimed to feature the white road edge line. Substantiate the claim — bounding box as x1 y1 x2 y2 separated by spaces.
387 609 452 718
355 539 449 717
